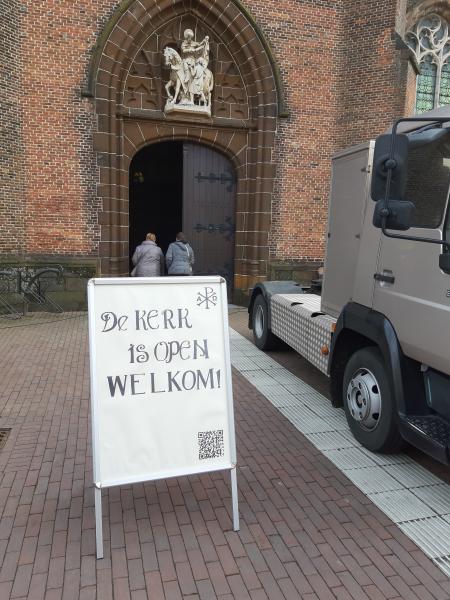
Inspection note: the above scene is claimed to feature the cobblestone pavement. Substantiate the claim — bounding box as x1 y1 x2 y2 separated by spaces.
0 312 449 599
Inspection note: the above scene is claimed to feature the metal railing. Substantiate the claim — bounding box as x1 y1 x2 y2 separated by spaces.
0 265 64 318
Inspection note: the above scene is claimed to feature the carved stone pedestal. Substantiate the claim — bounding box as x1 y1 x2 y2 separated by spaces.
164 101 211 118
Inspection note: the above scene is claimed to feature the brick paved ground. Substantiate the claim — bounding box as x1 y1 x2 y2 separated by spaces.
0 313 450 599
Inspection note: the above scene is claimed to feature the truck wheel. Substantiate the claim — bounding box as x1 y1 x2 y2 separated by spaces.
343 347 403 453
252 294 280 350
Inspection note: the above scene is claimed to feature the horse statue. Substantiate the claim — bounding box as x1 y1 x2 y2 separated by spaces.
164 47 189 105
164 45 214 110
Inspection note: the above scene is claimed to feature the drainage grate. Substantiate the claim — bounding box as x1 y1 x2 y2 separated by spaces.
0 428 11 449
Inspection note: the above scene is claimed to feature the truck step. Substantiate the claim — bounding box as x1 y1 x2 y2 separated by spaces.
400 415 450 465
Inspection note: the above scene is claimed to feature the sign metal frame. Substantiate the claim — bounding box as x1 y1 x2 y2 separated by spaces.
88 276 239 559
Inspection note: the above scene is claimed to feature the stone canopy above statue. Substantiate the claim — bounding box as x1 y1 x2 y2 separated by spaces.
164 29 214 117
123 17 249 121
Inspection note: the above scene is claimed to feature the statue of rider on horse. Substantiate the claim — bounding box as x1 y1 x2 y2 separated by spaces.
164 29 214 114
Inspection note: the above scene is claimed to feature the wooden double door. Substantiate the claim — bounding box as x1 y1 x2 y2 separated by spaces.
182 143 236 289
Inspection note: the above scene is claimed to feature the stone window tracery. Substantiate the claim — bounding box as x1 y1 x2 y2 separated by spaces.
406 13 450 113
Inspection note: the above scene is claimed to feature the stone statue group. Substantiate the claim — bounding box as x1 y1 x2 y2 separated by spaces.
164 29 214 112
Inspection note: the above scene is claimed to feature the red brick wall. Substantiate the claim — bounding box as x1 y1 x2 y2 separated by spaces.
244 0 411 266
0 0 415 271
243 0 343 264
0 1 25 254
336 0 410 151
17 0 113 257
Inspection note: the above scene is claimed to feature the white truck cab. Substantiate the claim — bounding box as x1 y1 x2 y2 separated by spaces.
249 105 450 464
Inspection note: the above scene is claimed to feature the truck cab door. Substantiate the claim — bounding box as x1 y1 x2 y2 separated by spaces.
372 136 450 377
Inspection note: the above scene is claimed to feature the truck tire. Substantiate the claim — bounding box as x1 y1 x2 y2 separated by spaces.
252 294 280 350
343 347 403 453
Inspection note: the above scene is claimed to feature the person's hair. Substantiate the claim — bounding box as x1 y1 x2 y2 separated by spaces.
146 232 156 241
176 231 186 242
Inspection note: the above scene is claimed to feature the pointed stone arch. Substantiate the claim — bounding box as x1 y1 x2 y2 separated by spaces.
88 0 285 301
84 0 287 116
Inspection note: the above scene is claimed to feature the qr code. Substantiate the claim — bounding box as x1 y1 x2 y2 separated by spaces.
198 430 225 460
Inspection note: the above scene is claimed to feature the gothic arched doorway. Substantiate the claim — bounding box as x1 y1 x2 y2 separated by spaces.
129 141 236 289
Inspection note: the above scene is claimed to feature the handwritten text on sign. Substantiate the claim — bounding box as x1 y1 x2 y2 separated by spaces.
101 308 221 396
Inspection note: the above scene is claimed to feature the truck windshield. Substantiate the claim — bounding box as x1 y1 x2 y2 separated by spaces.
404 129 450 229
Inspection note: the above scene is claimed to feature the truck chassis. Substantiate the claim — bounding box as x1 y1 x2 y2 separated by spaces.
249 284 450 464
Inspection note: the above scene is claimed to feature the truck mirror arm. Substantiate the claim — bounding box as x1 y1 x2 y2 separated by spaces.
380 222 450 251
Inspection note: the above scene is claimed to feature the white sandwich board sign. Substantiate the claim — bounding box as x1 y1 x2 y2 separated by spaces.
88 276 238 558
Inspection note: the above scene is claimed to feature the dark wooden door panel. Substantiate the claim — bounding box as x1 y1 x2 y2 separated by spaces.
183 143 236 290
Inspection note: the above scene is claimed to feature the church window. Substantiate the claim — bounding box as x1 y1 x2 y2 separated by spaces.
406 13 450 113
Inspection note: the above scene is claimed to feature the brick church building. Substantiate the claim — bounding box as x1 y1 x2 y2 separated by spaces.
1 0 449 306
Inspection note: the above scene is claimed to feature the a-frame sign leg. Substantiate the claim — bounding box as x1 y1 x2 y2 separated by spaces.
95 486 104 559
231 467 240 531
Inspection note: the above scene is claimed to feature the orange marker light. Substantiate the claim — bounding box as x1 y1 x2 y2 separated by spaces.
321 345 329 356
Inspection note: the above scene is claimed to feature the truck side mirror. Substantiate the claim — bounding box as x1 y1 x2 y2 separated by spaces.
371 134 409 202
439 253 450 274
373 199 415 231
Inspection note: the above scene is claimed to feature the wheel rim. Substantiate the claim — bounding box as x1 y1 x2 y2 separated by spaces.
346 367 381 431
254 304 264 339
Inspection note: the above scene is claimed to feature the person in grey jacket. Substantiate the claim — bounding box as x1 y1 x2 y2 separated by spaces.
166 232 195 276
131 233 164 276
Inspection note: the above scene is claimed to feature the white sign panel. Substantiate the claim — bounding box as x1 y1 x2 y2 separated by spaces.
88 277 236 489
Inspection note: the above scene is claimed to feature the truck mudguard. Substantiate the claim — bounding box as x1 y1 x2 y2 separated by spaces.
329 302 419 414
248 281 304 329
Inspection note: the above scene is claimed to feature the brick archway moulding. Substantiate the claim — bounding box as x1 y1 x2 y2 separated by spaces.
87 0 286 299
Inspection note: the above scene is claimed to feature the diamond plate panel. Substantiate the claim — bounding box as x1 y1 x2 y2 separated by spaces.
270 294 336 374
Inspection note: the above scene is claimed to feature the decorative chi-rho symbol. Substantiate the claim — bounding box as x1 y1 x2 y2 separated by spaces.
197 286 218 309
